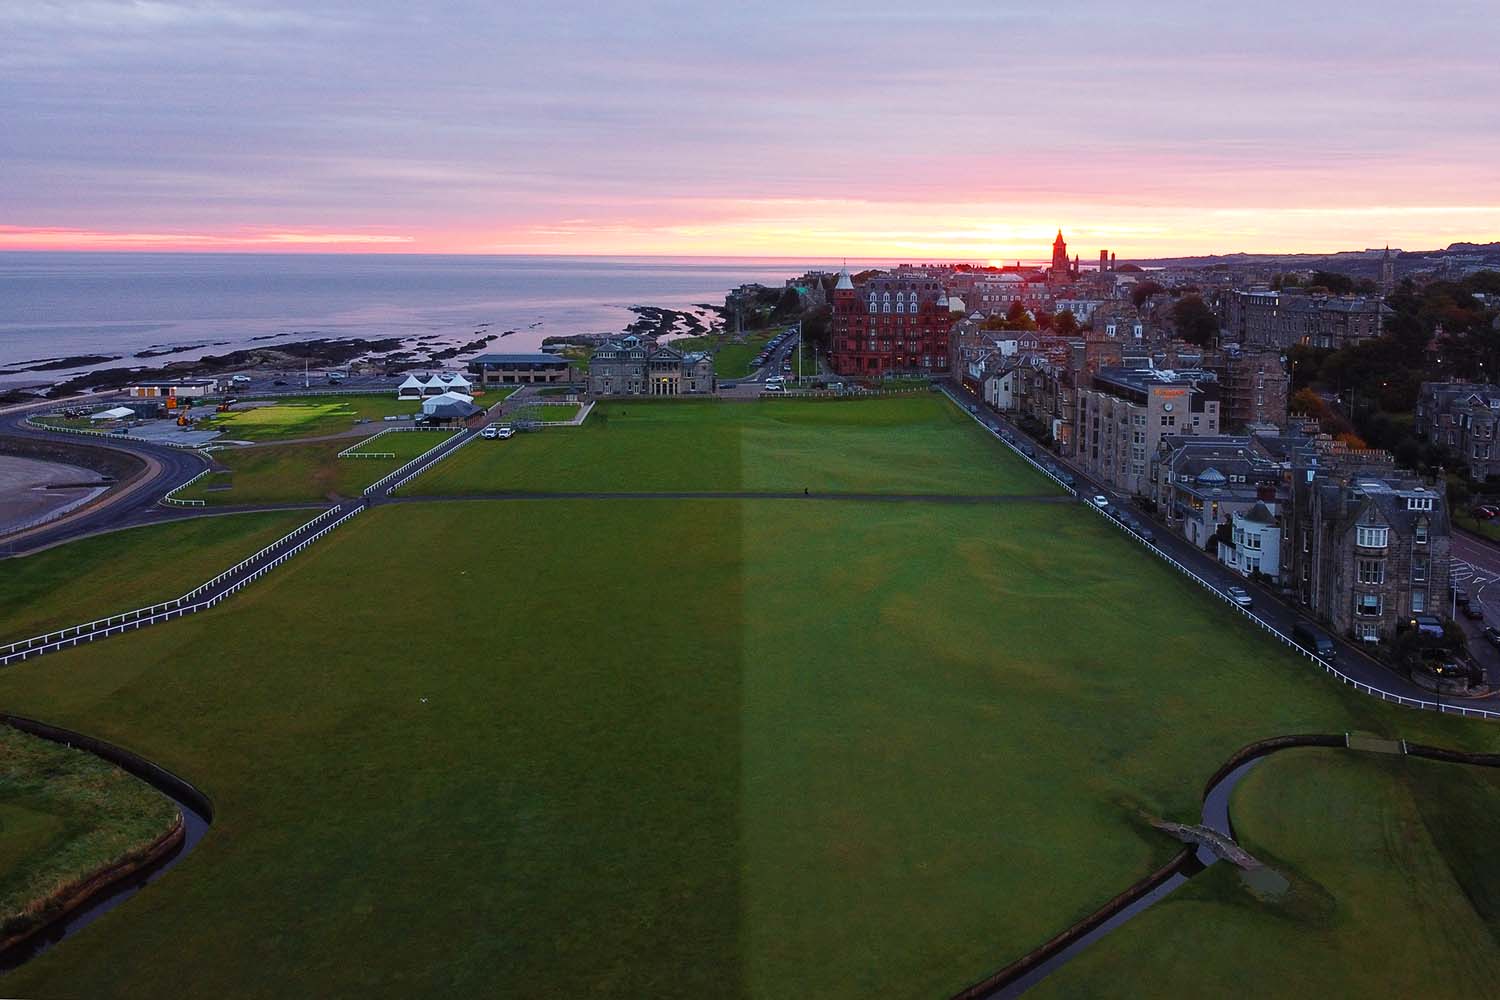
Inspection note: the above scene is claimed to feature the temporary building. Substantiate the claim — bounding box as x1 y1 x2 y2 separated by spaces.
397 374 426 399
90 406 136 421
421 391 480 420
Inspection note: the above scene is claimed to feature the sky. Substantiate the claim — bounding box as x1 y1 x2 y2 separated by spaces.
2 0 1498 258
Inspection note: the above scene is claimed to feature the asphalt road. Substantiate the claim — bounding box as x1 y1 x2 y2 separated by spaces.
0 397 210 556
938 381 1471 707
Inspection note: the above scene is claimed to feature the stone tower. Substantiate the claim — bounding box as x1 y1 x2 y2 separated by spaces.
1380 245 1395 296
1051 230 1069 275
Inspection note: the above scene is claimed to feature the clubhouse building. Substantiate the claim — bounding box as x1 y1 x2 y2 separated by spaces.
588 336 716 396
466 353 573 386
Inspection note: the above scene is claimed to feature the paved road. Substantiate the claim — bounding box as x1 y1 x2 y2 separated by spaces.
0 397 210 556
937 381 1474 707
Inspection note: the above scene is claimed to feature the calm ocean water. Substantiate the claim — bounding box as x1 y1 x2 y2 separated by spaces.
0 253 901 386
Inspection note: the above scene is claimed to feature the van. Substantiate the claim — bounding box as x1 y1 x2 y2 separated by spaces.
1293 622 1336 660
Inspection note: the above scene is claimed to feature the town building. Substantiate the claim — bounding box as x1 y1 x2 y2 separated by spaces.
1219 289 1388 350
1212 348 1290 430
1075 367 1221 494
126 378 218 400
587 336 715 396
1150 435 1285 550
1293 472 1449 644
830 269 955 377
466 353 573 386
1220 503 1283 581
1414 381 1500 480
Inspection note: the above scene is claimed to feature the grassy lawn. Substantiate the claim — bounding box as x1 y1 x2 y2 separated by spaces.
410 396 1057 496
0 498 1497 997
0 511 309 646
1454 510 1500 544
0 726 180 947
666 328 779 379
1034 748 1500 998
180 431 453 504
197 395 421 441
535 403 580 422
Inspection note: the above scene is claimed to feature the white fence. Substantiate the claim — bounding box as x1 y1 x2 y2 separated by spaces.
364 428 469 497
0 504 355 665
161 468 212 507
941 386 1500 724
337 425 447 459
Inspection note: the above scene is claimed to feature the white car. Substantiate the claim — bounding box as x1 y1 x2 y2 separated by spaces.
1091 495 1109 508
481 426 499 439
230 374 252 385
495 426 515 439
763 382 784 393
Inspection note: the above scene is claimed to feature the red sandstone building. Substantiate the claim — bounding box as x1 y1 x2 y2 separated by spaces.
830 269 955 376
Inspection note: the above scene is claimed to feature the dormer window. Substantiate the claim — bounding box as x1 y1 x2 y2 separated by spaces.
1407 497 1433 511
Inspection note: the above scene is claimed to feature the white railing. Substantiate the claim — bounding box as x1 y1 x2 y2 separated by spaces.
0 504 353 663
386 430 479 495
336 425 447 459
24 415 208 451
161 468 212 507
363 428 468 496
940 385 1500 723
944 386 1077 496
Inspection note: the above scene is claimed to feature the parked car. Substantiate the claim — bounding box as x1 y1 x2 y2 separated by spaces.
1091 494 1109 508
1057 472 1075 487
1472 506 1498 520
481 426 499 439
1292 622 1337 660
1411 615 1445 638
1226 585 1253 607
495 426 515 439
763 382 784 393
1455 589 1471 609
1483 626 1500 648
1464 603 1486 621
273 379 288 386
1138 526 1156 544
230 374 251 385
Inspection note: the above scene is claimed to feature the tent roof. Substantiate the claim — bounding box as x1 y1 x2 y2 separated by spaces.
91 406 135 420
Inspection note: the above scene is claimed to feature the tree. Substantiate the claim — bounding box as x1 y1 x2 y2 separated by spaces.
1053 309 1079 337
1310 270 1356 295
1172 294 1219 346
1131 280 1166 309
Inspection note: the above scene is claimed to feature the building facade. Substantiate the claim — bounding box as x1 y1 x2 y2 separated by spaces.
1414 381 1500 480
831 269 955 377
587 337 715 396
1219 289 1388 350
1075 367 1221 494
467 353 573 385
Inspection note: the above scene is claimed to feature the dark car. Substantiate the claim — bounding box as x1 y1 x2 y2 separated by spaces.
1292 622 1336 660
1464 603 1486 620
1484 626 1500 648
1455 589 1471 609
1411 615 1445 638
273 378 288 386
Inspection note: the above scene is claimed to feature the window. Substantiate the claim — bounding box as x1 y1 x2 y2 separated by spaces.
1357 558 1384 584
1412 590 1426 613
1407 497 1434 511
1356 593 1383 617
1356 526 1388 548
1356 622 1380 641
1413 559 1428 582
1245 532 1261 551
1415 522 1428 544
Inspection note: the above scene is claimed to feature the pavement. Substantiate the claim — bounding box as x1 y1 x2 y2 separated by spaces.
0 395 210 557
937 381 1472 707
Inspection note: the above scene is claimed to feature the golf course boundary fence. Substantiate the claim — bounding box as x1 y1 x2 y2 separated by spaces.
337 425 451 459
375 428 475 496
0 503 361 665
941 384 1500 724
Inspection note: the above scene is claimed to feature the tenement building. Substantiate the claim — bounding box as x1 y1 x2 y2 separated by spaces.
1220 289 1388 350
1293 474 1449 644
1212 348 1290 430
1414 381 1500 480
831 269 955 377
1075 367 1221 494
587 336 715 396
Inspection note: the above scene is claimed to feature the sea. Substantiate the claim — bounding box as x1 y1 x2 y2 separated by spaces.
0 253 914 387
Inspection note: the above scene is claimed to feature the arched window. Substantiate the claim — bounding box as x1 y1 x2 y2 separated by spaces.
895 301 905 314
883 302 891 313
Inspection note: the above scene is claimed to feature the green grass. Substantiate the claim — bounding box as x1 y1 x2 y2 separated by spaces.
179 431 453 504
198 395 421 441
535 403 580 422
0 726 179 945
1454 510 1500 543
0 498 1496 997
410 396 1057 496
666 328 780 378
0 511 310 645
1033 748 1500 998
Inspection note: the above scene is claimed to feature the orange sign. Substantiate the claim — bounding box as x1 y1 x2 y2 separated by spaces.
1157 388 1187 398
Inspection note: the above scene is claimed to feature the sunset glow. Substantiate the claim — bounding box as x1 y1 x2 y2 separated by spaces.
4 1 1497 257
